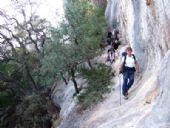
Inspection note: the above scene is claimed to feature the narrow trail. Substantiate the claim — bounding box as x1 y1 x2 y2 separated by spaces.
80 47 158 128
58 46 158 128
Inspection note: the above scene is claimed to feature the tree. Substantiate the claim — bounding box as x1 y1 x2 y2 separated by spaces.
64 0 107 65
41 29 80 93
0 0 48 92
41 0 107 94
0 1 61 127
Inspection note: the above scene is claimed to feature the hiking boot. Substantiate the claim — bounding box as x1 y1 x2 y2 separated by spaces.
123 95 128 100
124 96 128 100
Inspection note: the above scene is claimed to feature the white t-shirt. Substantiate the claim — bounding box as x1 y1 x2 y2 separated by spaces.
122 55 135 68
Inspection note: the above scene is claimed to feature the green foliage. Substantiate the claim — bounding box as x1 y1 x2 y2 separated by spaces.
78 63 113 108
0 55 38 90
1 95 52 128
41 0 107 86
15 95 51 128
64 0 107 59
0 1 59 128
0 91 16 108
40 39 70 85
0 0 108 126
0 61 21 79
0 61 24 97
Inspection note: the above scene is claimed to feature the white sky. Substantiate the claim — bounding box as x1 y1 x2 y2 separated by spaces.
0 0 64 26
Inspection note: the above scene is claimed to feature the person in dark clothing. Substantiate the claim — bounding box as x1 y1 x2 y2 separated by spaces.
107 47 115 64
112 29 121 51
107 31 112 38
112 40 121 51
114 29 119 41
106 31 113 45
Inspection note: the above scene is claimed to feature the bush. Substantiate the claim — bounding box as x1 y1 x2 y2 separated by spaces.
0 91 16 108
0 94 56 128
15 95 51 128
78 63 113 108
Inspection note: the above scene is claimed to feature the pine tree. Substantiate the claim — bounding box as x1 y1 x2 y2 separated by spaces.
41 0 107 94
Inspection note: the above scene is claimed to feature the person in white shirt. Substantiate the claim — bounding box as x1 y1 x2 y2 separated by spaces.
119 47 140 99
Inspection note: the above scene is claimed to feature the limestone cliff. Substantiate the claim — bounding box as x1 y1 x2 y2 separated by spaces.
105 0 170 127
106 0 170 70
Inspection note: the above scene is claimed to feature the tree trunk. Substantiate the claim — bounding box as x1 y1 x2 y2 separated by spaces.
87 59 93 69
25 65 38 91
71 78 79 94
70 68 79 94
60 72 68 85
75 38 78 45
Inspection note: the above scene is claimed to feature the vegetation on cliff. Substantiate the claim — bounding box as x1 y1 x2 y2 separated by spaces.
0 0 110 127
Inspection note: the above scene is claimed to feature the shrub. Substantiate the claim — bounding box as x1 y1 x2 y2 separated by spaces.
0 91 16 108
1 94 56 128
15 95 51 128
78 63 113 108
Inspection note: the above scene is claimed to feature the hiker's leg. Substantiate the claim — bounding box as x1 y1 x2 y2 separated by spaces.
109 52 112 63
127 72 135 91
122 72 128 96
113 50 115 62
107 50 111 62
110 51 115 64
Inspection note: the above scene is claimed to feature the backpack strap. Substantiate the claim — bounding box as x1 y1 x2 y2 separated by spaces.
123 54 127 67
132 54 137 64
123 54 137 66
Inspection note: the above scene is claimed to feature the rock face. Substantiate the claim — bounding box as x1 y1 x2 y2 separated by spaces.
106 0 170 71
105 0 119 27
51 80 77 120
138 50 170 128
105 0 170 127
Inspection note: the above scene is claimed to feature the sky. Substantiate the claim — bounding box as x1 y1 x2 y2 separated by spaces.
0 0 64 25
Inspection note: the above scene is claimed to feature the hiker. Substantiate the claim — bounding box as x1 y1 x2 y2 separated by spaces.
107 47 115 64
112 40 121 51
106 29 121 63
119 47 140 99
114 29 119 41
106 31 113 46
113 29 121 50
106 31 114 63
112 29 121 59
